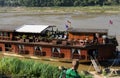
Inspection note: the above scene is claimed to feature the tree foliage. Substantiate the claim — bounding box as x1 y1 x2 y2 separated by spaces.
0 0 120 7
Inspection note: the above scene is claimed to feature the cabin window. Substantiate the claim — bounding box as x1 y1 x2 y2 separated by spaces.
5 44 12 51
0 32 3 36
34 46 42 51
52 47 60 53
0 47 2 51
71 48 81 55
88 49 98 58
34 46 43 55
85 33 89 37
18 45 24 50
4 32 8 36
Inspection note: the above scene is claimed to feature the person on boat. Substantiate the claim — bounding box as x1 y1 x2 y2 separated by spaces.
65 59 81 78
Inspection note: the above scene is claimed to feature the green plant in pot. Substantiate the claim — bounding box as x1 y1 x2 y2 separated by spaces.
16 35 21 40
29 36 33 42
22 34 27 42
29 36 33 39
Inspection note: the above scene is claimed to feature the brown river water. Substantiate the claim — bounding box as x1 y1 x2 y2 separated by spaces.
0 12 120 35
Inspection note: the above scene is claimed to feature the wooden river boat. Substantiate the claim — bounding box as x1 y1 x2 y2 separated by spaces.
0 25 118 62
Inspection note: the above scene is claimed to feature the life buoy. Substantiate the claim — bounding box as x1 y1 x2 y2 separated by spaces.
79 40 85 46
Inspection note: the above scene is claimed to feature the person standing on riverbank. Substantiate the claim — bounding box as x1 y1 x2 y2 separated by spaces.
66 59 81 78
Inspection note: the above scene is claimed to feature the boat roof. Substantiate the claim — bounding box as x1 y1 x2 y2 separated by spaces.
0 24 55 33
15 25 53 33
0 25 108 33
67 27 108 33
0 25 16 32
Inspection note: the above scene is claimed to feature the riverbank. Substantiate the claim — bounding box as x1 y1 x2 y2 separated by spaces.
1 52 94 71
0 6 120 14
1 52 120 78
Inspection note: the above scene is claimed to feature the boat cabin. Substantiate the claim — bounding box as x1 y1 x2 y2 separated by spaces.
0 25 118 62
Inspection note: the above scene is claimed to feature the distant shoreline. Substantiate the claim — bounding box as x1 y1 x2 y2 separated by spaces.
0 6 120 14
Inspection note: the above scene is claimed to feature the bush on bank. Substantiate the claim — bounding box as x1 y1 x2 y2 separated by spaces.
0 57 60 78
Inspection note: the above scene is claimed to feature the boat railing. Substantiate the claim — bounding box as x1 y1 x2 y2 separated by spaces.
18 48 29 54
51 52 64 58
0 35 117 47
72 54 85 60
0 36 11 40
34 50 46 56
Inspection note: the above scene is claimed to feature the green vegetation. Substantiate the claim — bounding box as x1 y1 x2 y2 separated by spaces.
0 6 120 14
0 57 93 78
0 0 120 7
0 57 60 78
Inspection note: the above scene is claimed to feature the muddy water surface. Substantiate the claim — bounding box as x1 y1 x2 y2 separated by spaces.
0 12 120 35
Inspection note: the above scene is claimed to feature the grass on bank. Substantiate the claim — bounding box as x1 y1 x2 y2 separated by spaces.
0 57 93 78
0 6 120 14
0 57 60 78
